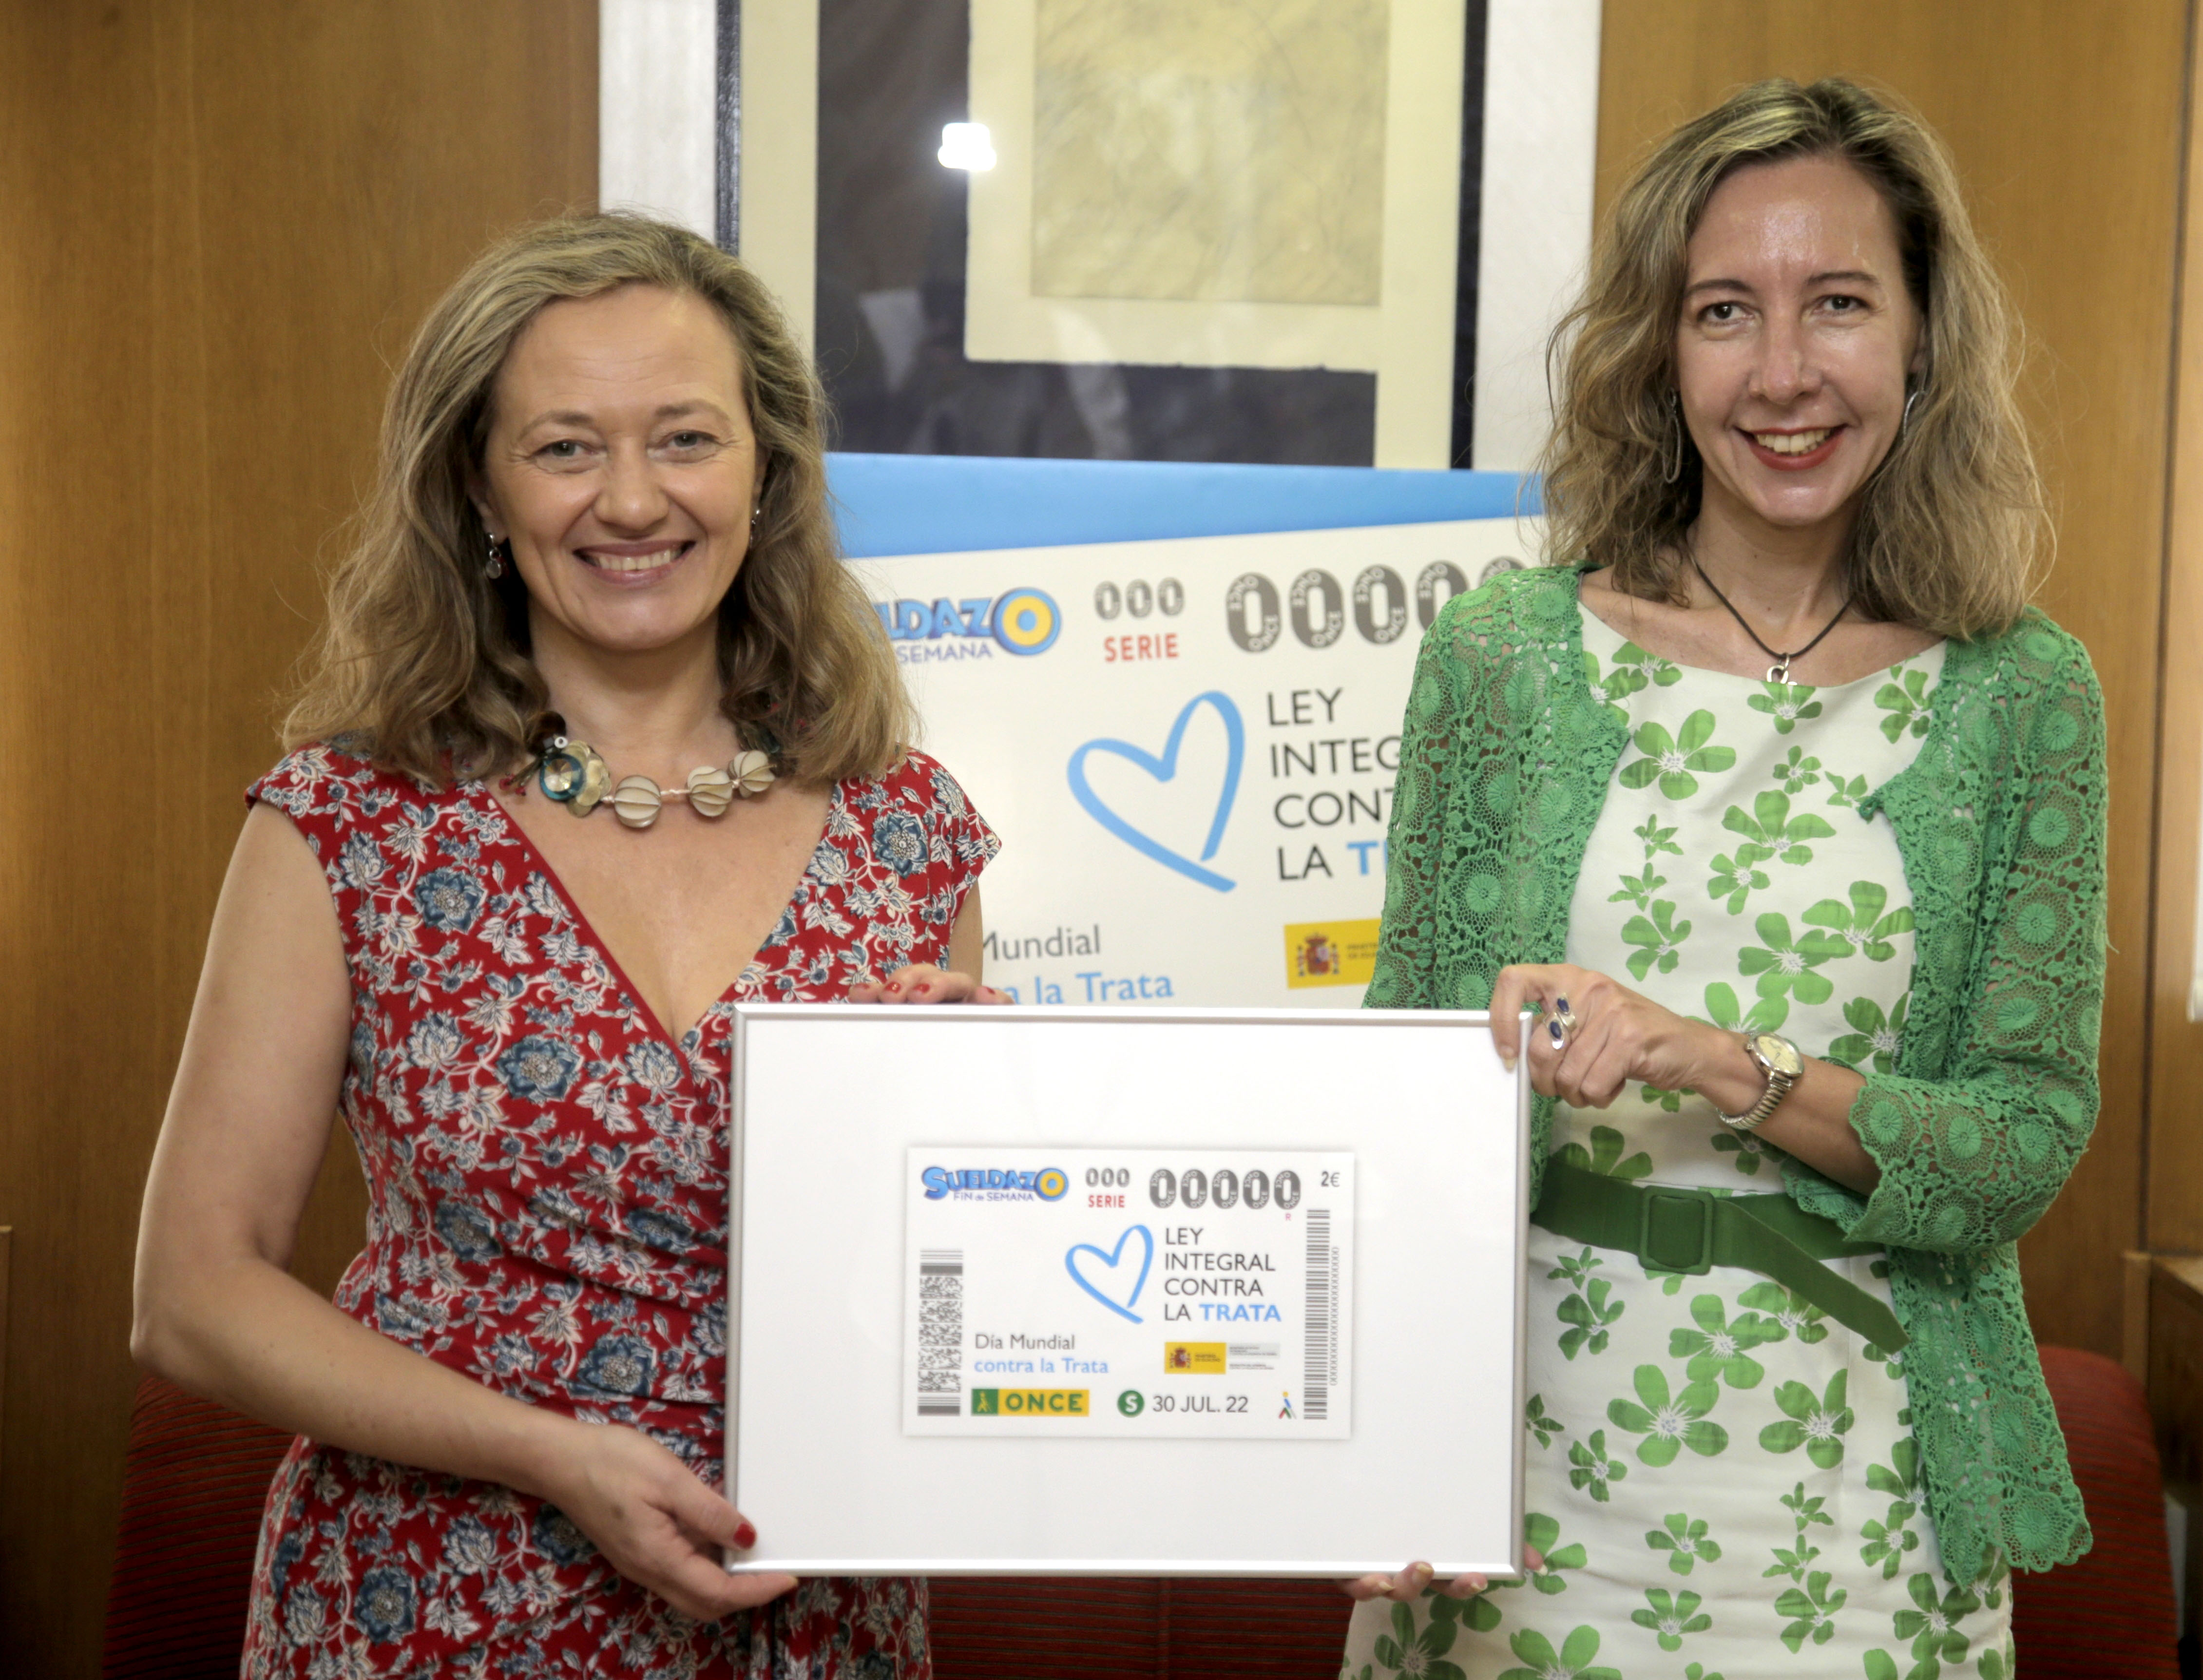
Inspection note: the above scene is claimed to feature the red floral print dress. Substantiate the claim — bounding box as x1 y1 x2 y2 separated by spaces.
239 744 996 1679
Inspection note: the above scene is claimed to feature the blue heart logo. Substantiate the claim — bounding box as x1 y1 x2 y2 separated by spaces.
1065 1224 1155 1324
1068 691 1244 893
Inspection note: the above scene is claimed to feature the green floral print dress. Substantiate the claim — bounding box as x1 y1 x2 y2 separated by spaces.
1341 611 2015 1680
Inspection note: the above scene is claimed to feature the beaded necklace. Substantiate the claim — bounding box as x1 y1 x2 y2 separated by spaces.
514 733 777 830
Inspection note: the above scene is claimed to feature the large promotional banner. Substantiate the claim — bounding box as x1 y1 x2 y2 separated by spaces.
854 515 1541 1009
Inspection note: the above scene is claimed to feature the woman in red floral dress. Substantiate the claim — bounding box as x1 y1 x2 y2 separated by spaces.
134 214 997 1677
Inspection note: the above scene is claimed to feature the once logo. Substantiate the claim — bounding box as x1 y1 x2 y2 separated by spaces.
971 1387 1091 1416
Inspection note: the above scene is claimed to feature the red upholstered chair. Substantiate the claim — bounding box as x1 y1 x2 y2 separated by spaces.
102 1374 294 1678
2013 1346 2181 1680
929 1576 1349 1680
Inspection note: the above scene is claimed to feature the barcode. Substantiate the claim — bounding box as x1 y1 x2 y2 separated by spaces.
1304 1211 1333 1421
917 1249 964 1416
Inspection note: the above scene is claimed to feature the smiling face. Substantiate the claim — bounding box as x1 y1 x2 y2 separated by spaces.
474 283 764 664
1674 153 1925 545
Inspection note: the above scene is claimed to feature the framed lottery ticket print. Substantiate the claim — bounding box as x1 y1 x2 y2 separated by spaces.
724 1005 1529 1577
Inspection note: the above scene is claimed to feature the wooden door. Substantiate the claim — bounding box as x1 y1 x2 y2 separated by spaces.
0 4 594 1669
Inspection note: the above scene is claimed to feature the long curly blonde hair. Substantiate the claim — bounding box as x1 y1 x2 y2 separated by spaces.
1537 78 2045 636
286 212 911 784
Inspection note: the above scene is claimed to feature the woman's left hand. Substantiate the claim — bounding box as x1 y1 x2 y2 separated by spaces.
1343 1545 1545 1604
846 964 1012 1005
1488 962 1728 1107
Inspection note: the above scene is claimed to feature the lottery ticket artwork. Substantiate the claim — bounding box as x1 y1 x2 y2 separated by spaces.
856 515 1542 1010
902 1149 1352 1438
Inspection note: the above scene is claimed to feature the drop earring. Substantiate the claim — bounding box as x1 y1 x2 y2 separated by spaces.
484 532 507 579
1661 392 1686 485
1901 387 1923 438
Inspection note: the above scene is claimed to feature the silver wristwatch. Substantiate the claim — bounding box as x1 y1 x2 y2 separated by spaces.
1716 1032 1802 1132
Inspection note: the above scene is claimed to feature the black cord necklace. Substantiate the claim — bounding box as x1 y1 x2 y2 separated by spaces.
1690 556 1852 684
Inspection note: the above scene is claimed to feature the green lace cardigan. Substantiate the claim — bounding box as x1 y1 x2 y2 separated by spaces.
1366 564 2104 1582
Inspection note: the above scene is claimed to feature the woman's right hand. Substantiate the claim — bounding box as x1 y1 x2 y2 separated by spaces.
137 803 797 1627
542 1419 798 1621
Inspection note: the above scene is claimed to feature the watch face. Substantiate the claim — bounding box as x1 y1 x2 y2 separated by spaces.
1750 1033 1804 1077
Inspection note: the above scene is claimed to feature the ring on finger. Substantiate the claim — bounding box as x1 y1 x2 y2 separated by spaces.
1550 1008 1580 1044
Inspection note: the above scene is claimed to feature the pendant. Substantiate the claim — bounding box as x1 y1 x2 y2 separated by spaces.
538 739 612 815
1766 659 1792 685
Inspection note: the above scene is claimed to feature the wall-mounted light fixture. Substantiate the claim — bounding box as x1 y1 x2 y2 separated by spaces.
938 122 996 172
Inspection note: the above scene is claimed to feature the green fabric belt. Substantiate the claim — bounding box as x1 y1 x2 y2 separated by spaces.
1531 1159 1909 1352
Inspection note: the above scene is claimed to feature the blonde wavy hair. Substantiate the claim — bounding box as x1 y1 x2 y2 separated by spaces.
1537 77 2045 636
286 212 912 785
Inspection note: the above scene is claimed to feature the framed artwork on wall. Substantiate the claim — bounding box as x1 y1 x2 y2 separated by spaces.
599 0 1603 469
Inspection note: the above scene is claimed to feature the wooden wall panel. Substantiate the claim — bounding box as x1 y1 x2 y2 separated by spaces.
0 4 595 1672
1593 0 2188 1355
2151 3 2203 1258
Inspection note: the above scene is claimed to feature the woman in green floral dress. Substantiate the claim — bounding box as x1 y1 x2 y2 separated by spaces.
1343 81 2102 1680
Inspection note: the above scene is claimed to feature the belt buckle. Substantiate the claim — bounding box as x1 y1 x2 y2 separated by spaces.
1638 1186 1716 1276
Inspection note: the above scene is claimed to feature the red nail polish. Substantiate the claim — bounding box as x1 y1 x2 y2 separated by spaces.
915 982 933 994
734 1521 757 1549
886 982 902 993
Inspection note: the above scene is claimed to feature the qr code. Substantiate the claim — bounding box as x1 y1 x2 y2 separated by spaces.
917 1250 963 1415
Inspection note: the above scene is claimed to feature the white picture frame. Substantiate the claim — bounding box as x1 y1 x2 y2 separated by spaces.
724 1004 1530 1576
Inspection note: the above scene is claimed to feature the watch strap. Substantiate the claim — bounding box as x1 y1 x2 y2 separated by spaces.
1717 1035 1797 1132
